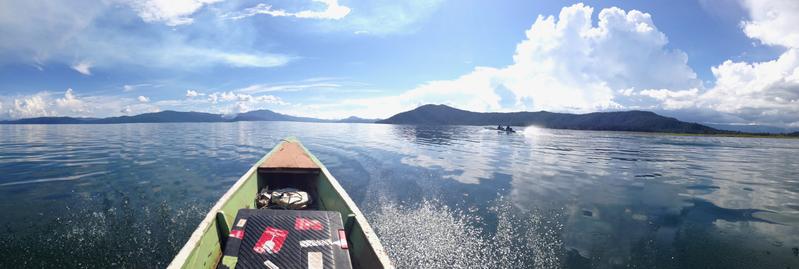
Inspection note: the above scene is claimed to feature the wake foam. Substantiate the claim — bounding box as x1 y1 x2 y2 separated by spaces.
369 198 565 268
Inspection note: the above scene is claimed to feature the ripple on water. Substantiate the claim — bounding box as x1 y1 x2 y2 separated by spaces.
0 171 109 187
1 123 799 268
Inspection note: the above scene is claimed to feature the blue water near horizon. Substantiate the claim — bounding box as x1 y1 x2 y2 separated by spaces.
1 122 798 268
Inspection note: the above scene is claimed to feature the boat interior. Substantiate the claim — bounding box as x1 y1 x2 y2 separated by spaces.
169 139 391 269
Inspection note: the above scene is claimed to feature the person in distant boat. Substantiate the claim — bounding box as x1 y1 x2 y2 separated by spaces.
497 125 503 130
506 126 513 132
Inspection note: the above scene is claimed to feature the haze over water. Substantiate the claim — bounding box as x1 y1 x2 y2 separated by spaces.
1 122 798 268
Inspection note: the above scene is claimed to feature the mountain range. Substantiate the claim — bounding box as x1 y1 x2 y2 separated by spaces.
0 110 379 125
2 104 796 135
378 104 726 134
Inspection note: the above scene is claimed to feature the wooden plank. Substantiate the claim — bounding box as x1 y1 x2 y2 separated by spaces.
259 141 320 170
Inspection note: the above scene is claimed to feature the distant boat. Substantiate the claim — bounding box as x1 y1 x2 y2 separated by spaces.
484 126 517 133
168 137 392 269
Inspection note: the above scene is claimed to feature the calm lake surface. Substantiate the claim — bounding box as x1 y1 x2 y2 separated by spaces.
1 122 798 268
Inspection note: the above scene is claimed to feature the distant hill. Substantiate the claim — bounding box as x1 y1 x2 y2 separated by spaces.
337 116 379 123
0 110 368 125
94 111 224 123
0 117 96 124
706 123 798 134
232 110 329 123
378 104 727 134
1 105 789 136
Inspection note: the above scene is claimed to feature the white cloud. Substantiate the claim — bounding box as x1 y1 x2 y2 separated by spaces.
55 88 87 113
639 88 699 109
71 60 92 75
224 0 444 35
693 49 799 125
740 0 799 48
291 3 798 127
236 82 342 94
202 91 287 114
0 1 293 70
3 2 796 126
207 91 284 104
206 50 293 68
326 0 445 35
79 36 293 69
123 85 135 92
0 89 162 119
9 94 50 119
643 0 799 126
186 90 202 97
125 0 223 26
0 88 287 120
639 88 699 100
300 4 700 119
229 0 350 20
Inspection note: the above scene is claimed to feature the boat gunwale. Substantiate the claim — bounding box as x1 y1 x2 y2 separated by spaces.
167 137 393 268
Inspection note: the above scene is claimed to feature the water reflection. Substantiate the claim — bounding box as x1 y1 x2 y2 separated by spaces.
0 123 798 268
378 125 799 268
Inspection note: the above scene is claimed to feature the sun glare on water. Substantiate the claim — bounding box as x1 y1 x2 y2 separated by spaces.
523 126 545 137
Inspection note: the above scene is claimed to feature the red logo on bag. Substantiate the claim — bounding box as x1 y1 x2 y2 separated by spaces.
295 218 323 231
229 230 244 239
254 227 288 254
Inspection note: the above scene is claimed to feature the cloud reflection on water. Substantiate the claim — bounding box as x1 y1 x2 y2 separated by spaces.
381 124 799 267
1 123 798 268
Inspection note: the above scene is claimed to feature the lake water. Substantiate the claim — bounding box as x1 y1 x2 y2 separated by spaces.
1 122 798 268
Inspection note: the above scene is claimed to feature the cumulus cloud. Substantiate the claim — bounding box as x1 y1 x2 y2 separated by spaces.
709 0 799 126
186 90 202 97
740 0 799 48
3 2 796 126
307 4 701 119
230 0 350 20
694 49 799 126
125 0 222 26
0 87 288 120
643 0 799 126
639 88 699 109
0 89 161 119
8 94 50 119
294 3 798 127
207 91 284 104
71 60 92 75
55 88 87 113
197 91 288 114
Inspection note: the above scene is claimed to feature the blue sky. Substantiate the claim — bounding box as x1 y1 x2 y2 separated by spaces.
0 0 798 127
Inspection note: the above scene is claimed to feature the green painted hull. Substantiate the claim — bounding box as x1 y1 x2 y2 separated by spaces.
168 137 392 269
